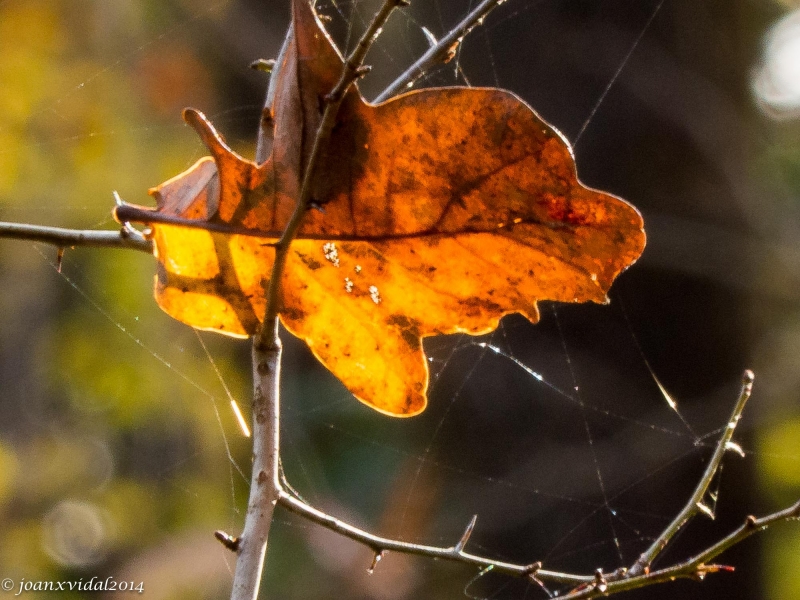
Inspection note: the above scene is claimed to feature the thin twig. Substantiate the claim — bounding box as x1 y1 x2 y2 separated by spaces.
373 0 510 103
0 221 152 253
562 500 800 599
270 368 795 599
278 490 591 584
628 369 755 576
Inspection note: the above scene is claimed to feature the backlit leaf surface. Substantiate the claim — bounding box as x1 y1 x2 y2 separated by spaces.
119 0 646 416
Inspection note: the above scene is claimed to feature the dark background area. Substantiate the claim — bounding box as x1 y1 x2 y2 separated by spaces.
0 0 798 598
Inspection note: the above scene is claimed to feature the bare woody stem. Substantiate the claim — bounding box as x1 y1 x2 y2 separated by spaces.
0 221 152 253
628 370 755 577
272 370 793 595
230 3 410 600
374 0 509 103
230 341 282 600
562 500 800 599
277 491 592 585
260 369 800 599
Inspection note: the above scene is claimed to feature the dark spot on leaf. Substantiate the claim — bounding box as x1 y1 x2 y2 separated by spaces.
282 306 307 321
297 252 323 270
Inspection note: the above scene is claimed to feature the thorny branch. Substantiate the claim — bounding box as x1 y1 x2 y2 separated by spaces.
233 2 411 600
0 220 152 253
257 370 797 598
374 0 510 103
0 0 508 252
277 490 591 585
562 500 800 599
628 370 755 577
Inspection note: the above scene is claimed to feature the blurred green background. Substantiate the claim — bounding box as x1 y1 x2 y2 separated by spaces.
1 0 799 599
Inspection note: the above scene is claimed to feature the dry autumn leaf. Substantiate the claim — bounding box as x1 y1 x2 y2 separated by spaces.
116 0 645 416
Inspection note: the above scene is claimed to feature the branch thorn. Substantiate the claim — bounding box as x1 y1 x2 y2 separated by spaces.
454 514 478 553
56 247 65 273
367 550 385 574
696 501 715 520
725 441 746 457
523 561 542 577
250 58 276 73
214 530 240 552
422 27 437 47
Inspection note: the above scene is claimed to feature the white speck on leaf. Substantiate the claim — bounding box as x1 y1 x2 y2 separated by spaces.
322 242 340 267
369 285 381 304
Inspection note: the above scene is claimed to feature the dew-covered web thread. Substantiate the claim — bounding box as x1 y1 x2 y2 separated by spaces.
32 246 248 511
572 0 666 146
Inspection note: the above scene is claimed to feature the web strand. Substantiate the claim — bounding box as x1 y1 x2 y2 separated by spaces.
33 246 248 487
573 0 667 146
552 305 625 565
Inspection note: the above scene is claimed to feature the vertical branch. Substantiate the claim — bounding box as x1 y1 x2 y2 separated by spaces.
230 2 408 599
227 15 291 600
628 370 755 577
230 339 282 600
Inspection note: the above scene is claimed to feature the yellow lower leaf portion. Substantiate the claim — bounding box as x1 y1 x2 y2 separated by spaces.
150 220 636 416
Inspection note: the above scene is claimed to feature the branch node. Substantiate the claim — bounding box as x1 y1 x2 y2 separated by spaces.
696 501 716 520
214 530 240 553
454 515 478 553
745 515 758 528
355 65 373 78
724 441 746 457
524 561 543 577
593 568 608 593
611 566 628 581
442 41 460 64
113 191 147 243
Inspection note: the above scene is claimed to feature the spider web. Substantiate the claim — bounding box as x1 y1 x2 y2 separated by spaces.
0 1 794 599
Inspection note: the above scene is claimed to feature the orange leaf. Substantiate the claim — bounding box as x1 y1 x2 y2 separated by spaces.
116 0 645 416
